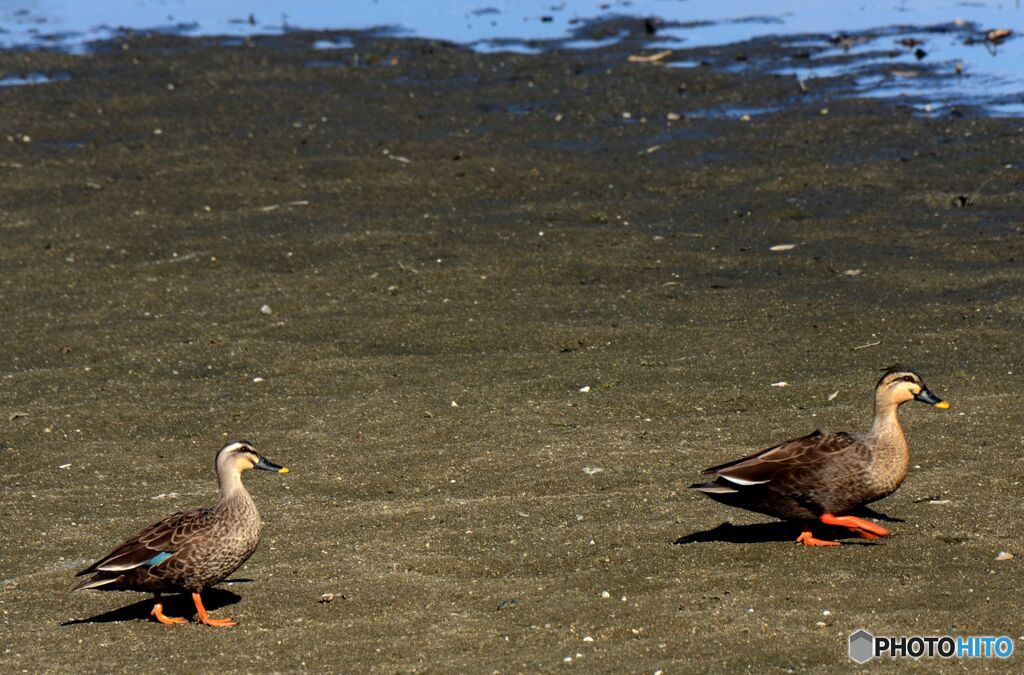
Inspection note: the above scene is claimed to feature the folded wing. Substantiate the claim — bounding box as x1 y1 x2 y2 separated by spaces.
72 508 215 589
701 430 860 489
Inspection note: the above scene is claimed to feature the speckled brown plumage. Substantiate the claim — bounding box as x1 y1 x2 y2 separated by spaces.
73 440 287 626
691 368 948 545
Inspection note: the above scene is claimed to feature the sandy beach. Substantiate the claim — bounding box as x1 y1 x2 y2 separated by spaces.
1 24 1022 671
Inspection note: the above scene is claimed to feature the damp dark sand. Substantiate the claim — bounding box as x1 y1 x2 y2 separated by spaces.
1 25 1022 672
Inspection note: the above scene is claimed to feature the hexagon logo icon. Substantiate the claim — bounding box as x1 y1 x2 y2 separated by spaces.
849 629 875 664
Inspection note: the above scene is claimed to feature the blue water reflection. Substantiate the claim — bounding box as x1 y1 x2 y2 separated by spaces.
0 1 1020 114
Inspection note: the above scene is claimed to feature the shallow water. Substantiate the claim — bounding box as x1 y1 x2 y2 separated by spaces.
0 70 68 86
0 1 1021 112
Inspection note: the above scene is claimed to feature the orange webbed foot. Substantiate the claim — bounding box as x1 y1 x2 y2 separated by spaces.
819 513 890 539
151 601 187 625
796 530 841 547
192 591 238 628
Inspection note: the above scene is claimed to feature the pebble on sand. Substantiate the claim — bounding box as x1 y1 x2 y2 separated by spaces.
260 304 273 315
996 551 1013 561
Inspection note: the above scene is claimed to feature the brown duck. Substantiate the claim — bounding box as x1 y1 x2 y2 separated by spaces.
73 441 288 626
691 368 948 546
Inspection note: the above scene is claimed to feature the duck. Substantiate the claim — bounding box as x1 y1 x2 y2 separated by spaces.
73 440 288 626
691 367 948 546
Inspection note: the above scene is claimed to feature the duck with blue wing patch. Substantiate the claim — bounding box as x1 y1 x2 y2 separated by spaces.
73 440 288 626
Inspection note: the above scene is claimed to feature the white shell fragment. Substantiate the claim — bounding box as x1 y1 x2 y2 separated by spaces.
770 381 789 388
996 551 1014 561
769 244 797 251
828 391 839 401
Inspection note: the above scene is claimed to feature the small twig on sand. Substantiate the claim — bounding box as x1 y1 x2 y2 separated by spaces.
628 50 672 64
965 174 995 205
258 200 309 212
397 261 419 274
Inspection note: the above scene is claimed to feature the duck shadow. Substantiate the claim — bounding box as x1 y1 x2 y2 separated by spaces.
63 586 242 626
855 507 904 523
676 508 903 546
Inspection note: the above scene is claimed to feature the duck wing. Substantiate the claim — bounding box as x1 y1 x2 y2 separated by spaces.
702 430 861 487
74 507 216 579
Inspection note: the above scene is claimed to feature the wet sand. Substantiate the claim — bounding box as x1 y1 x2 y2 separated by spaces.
1 24 1023 672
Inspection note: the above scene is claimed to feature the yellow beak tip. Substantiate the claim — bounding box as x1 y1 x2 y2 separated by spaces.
934 401 950 410
278 467 289 474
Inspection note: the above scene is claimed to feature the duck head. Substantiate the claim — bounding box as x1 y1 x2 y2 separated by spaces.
876 367 949 409
216 440 289 485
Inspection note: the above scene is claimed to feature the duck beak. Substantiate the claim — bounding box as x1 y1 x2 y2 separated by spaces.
255 456 289 473
914 387 950 409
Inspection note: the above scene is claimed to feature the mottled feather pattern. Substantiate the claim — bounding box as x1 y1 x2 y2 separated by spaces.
705 431 861 480
74 492 262 593
696 429 903 520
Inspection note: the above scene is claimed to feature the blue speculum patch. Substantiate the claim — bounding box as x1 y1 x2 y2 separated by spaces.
145 551 173 567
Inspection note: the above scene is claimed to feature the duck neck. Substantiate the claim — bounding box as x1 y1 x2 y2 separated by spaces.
217 467 250 502
868 394 910 475
870 394 906 438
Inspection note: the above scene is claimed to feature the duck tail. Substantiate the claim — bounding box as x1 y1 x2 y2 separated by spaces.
689 481 739 494
71 574 121 592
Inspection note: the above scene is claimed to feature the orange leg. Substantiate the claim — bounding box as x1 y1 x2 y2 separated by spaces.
192 591 238 628
820 513 890 539
796 530 841 547
151 595 187 625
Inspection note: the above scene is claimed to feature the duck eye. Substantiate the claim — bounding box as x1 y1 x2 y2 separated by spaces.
901 376 914 382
